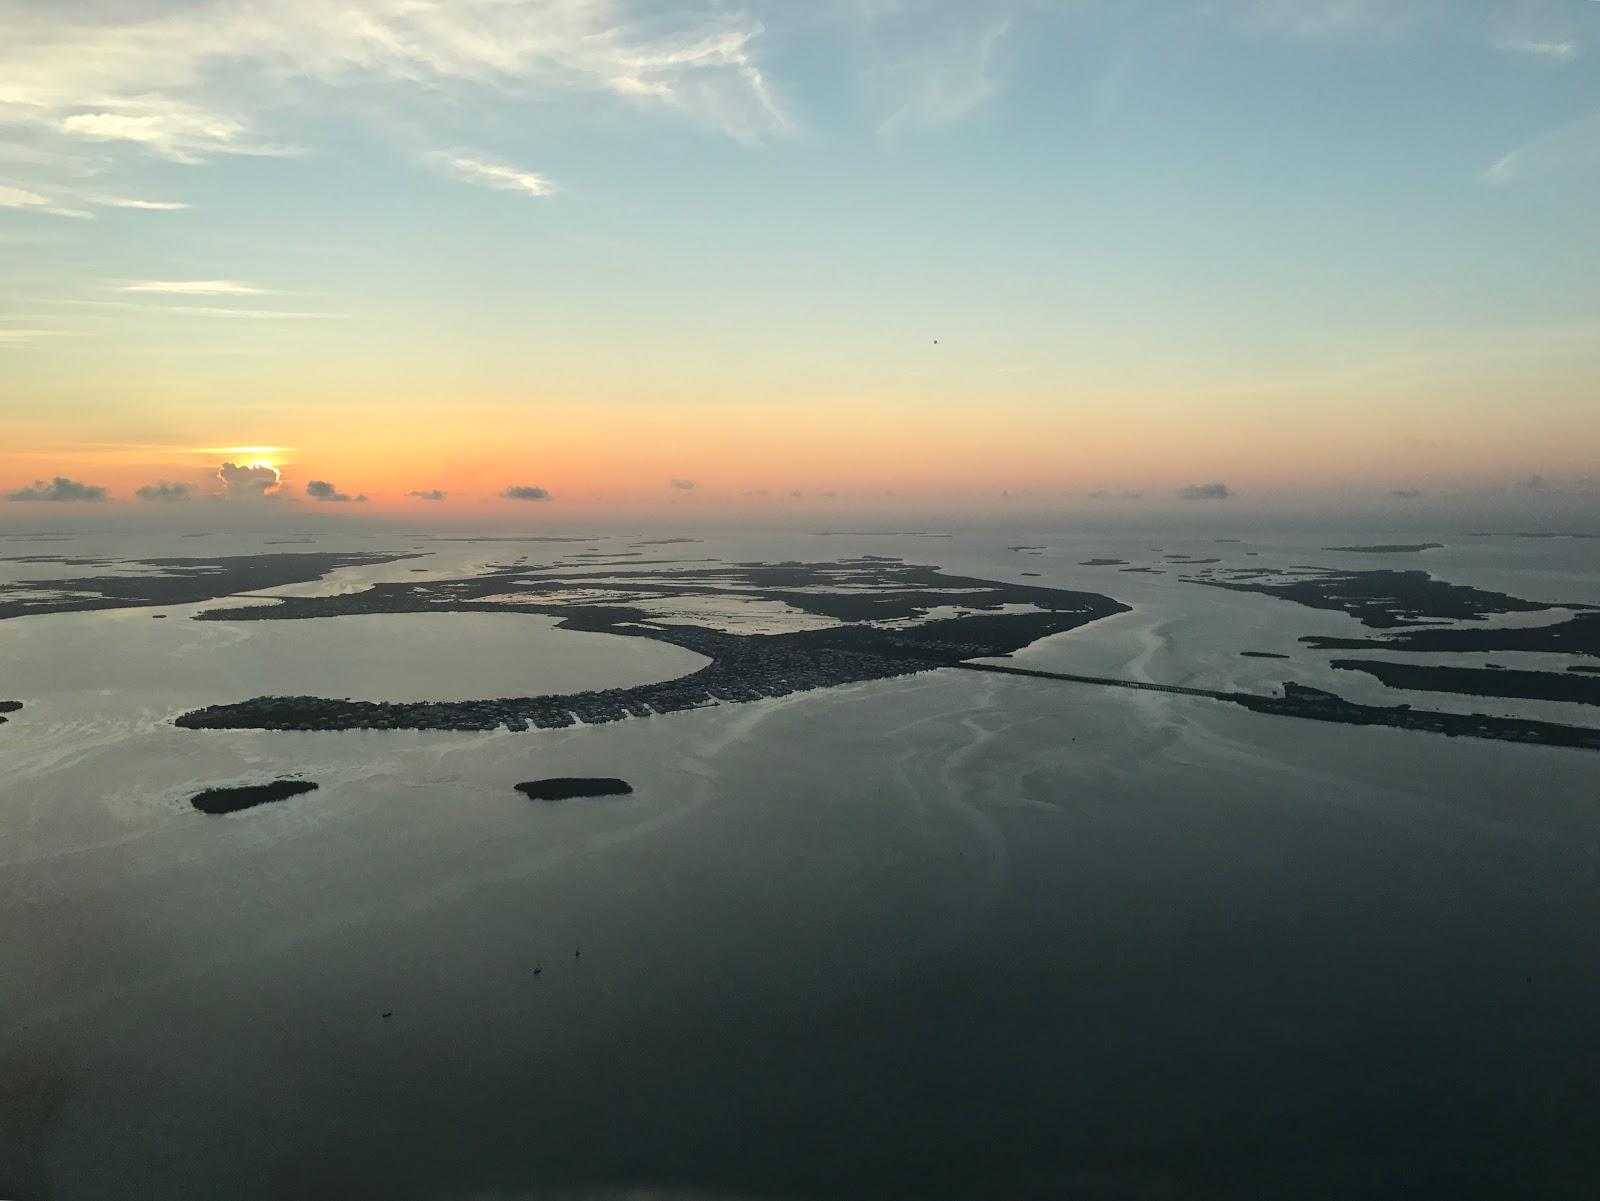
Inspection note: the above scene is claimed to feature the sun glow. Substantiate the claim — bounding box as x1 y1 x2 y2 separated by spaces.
196 445 293 474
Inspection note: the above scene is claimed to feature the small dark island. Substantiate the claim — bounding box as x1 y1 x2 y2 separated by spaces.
1323 544 1444 554
1192 568 1551 629
191 779 319 815
1079 558 1126 567
0 700 21 725
1241 652 1291 660
515 778 634 802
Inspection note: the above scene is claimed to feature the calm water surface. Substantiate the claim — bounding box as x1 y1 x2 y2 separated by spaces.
2 526 1597 1199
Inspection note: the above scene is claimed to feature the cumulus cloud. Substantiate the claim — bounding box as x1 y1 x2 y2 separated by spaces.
1179 482 1232 501
136 480 193 501
306 479 364 502
6 476 108 502
502 485 552 501
408 489 447 501
1516 473 1551 492
216 461 279 498
670 478 697 490
1389 488 1423 499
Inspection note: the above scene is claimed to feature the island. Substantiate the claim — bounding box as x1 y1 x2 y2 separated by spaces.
515 778 634 801
190 779 319 815
1303 611 1600 658
164 553 1600 755
1330 661 1600 707
956 667 1600 753
0 700 21 725
174 559 1131 732
1079 559 1126 567
1241 652 1290 660
1189 567 1553 629
1323 544 1444 554
0 551 419 622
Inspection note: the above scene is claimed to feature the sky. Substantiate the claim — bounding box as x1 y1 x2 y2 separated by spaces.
2 0 1599 519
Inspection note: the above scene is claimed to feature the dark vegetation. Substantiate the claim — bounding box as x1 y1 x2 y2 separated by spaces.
175 560 1130 732
1190 568 1554 629
515 778 634 801
1323 544 1444 554
1331 661 1600 707
0 552 416 621
962 667 1600 753
1303 611 1600 657
190 779 318 815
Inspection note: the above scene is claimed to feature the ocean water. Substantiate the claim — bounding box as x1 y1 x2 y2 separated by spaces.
2 524 1598 1199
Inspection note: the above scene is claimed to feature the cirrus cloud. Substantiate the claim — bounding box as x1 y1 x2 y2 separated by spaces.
424 151 553 198
0 0 788 189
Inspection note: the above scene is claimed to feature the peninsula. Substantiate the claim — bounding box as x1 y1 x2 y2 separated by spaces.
175 559 1131 732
